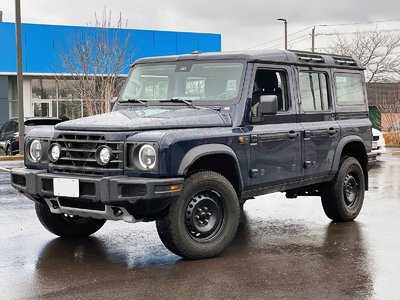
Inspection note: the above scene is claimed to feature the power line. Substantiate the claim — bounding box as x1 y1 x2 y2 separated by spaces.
317 18 400 27
267 35 310 50
246 18 400 50
316 28 400 36
246 26 314 49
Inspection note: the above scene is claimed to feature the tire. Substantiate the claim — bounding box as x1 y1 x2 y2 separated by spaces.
156 171 240 259
321 157 365 222
35 202 106 238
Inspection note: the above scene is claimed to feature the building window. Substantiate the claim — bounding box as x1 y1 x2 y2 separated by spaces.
31 78 84 120
32 79 57 99
299 72 329 112
58 80 81 99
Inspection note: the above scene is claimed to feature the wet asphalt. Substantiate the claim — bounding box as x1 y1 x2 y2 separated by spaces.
0 149 399 300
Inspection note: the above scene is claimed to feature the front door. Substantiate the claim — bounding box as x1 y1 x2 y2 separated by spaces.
248 66 303 189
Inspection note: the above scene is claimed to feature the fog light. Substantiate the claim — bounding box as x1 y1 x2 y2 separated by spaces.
48 143 61 162
96 146 111 165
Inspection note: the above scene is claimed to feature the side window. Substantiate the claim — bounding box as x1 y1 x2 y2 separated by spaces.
251 69 289 116
299 72 329 112
335 73 364 105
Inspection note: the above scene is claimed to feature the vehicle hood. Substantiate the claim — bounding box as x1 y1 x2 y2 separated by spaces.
55 107 232 132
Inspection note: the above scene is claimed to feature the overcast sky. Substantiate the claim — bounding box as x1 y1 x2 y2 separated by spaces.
2 0 400 51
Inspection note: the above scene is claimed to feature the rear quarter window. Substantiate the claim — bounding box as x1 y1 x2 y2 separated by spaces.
335 73 365 105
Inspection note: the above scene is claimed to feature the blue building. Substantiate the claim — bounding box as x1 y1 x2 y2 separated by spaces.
0 22 221 123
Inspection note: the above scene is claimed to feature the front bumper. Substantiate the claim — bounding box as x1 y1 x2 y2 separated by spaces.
11 168 184 221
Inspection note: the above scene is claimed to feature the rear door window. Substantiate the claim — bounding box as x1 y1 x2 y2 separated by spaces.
299 72 329 112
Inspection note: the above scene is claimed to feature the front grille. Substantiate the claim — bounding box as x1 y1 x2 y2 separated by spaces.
50 133 124 176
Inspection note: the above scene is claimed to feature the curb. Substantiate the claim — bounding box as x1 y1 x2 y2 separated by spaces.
0 155 24 161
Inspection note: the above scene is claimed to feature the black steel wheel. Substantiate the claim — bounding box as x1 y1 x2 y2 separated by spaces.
35 202 106 238
185 190 224 241
156 171 240 259
343 172 359 207
321 157 365 222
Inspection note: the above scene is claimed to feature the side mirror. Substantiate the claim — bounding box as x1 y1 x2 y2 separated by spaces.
110 96 118 111
258 95 278 116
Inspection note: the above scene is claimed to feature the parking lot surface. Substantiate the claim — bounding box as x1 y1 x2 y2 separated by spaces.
0 148 399 299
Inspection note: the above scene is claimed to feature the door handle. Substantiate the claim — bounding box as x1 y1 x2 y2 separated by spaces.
328 128 338 136
288 130 298 139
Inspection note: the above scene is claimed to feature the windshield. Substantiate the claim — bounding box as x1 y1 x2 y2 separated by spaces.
121 61 245 103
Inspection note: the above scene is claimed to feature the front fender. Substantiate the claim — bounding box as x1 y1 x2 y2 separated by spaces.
177 143 244 192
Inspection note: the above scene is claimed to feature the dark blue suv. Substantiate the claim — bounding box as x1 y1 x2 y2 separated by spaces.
11 50 375 259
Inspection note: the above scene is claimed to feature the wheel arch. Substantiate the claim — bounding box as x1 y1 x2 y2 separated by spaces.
332 136 369 190
177 144 244 198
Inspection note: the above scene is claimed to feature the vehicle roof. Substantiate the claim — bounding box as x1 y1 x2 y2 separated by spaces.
134 49 364 70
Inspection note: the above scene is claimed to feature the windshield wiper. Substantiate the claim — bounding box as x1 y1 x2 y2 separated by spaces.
160 98 199 109
120 99 148 106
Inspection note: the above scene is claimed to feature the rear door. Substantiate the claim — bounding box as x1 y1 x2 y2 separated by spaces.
296 68 340 178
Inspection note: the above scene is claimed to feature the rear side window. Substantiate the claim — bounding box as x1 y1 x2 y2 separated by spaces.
299 72 329 112
335 73 364 105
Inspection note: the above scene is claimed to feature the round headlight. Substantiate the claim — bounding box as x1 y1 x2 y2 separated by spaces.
138 144 157 170
96 146 111 165
48 144 61 162
29 140 42 162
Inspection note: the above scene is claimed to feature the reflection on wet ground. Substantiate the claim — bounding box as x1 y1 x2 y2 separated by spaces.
0 148 399 299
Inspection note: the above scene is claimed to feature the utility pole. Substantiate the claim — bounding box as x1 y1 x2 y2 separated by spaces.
277 18 288 50
15 0 25 155
311 26 316 52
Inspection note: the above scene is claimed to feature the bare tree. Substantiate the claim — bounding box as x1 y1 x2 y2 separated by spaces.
56 9 133 116
329 29 400 83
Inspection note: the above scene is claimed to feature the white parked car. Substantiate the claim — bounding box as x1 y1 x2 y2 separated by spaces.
372 128 387 155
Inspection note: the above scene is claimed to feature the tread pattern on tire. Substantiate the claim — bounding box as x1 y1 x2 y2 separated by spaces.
156 171 240 259
321 157 365 222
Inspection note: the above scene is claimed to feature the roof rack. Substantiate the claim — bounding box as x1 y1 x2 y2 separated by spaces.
289 49 359 67
290 50 325 63
332 56 357 66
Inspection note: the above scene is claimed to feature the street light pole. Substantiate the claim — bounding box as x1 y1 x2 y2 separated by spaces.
311 26 316 52
15 0 25 155
277 18 287 50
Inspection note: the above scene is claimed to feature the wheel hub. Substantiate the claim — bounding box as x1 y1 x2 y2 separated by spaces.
185 191 223 240
344 173 358 206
